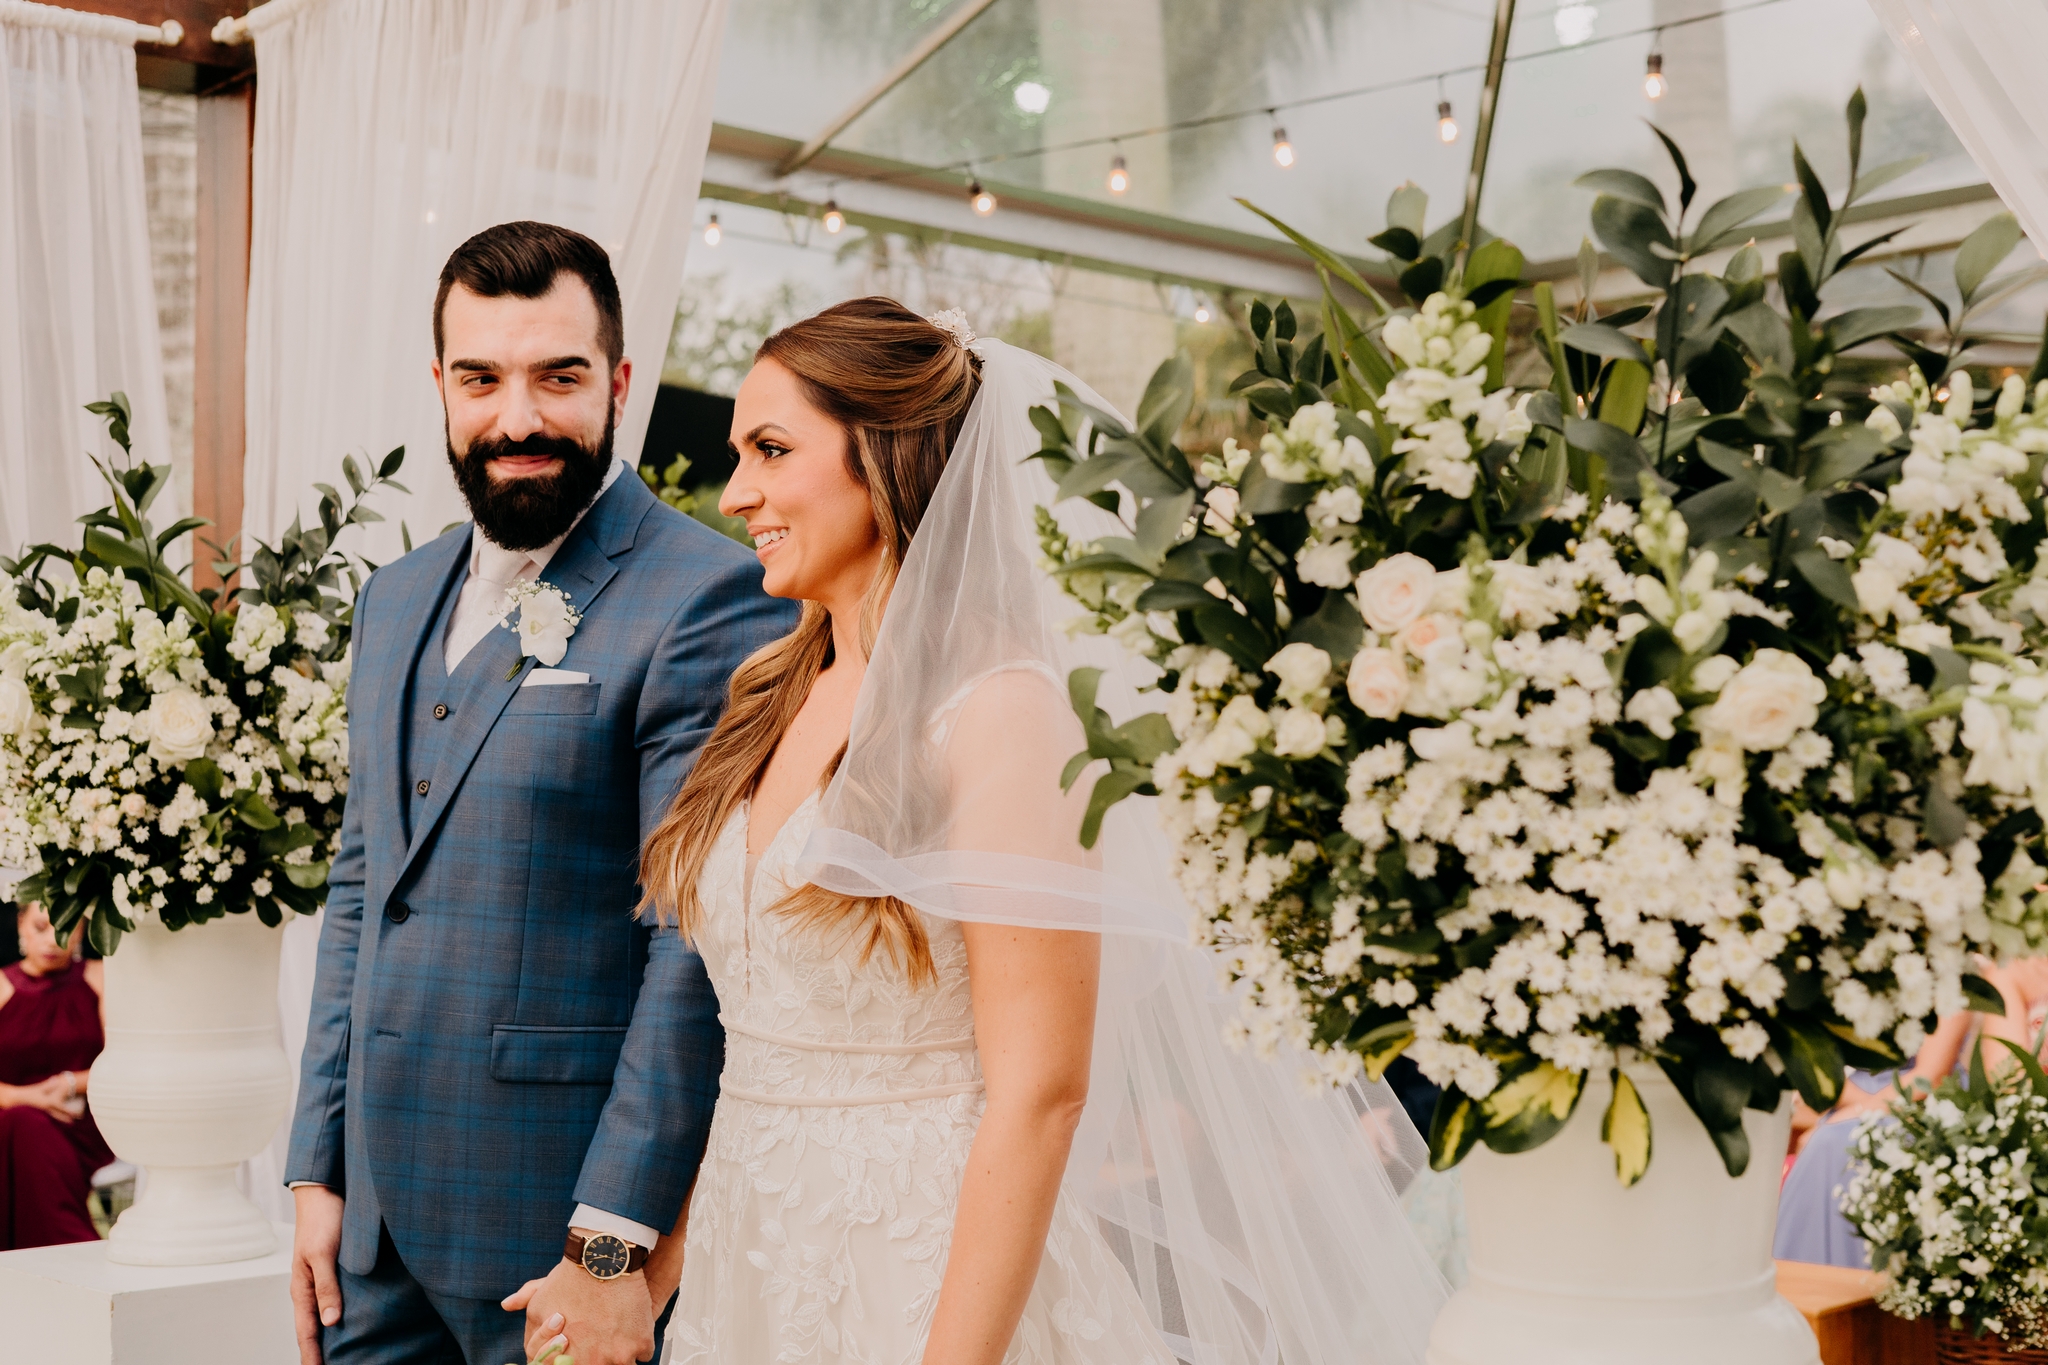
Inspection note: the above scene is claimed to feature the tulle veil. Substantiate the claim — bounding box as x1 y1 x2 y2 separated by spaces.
794 338 1450 1363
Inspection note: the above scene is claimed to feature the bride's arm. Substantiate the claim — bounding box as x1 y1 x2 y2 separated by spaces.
923 921 1099 1365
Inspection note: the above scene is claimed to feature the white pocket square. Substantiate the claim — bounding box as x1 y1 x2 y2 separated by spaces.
521 668 590 688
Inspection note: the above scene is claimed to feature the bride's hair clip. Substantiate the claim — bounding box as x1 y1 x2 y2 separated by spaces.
924 308 976 349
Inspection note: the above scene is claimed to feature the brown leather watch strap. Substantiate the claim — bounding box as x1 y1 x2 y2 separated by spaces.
563 1230 649 1279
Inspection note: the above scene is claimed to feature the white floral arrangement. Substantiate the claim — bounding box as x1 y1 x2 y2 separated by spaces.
1841 1040 2048 1348
0 395 402 953
502 579 581 671
1034 116 2048 1182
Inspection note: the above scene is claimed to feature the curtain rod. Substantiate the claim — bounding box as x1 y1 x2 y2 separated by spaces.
0 0 182 45
213 0 321 46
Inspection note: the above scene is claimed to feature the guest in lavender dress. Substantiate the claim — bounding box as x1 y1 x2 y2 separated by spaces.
1775 960 2048 1267
0 901 112 1248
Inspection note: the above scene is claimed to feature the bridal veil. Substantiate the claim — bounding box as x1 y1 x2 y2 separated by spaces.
795 338 1450 1364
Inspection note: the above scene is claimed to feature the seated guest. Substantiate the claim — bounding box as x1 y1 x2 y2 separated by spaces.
0 901 113 1248
1775 957 2048 1267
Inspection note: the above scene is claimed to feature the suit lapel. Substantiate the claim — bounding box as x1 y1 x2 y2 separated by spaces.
388 473 652 892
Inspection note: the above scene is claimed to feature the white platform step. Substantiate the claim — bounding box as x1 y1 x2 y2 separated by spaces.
2 1227 293 1364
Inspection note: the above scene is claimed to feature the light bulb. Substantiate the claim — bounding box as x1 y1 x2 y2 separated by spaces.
1013 81 1051 115
703 214 721 247
1643 53 1667 100
822 200 845 234
970 181 997 216
1438 101 1458 144
1194 302 1212 324
1271 127 1295 169
1107 154 1130 195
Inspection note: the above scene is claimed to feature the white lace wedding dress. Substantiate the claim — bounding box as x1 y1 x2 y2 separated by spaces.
661 791 1176 1365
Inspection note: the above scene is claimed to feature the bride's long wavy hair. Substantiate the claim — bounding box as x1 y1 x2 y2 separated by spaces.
638 297 981 984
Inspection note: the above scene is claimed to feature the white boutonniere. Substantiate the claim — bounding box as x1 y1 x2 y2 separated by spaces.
500 580 581 676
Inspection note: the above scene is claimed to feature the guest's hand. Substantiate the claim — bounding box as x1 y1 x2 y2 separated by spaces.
291 1184 346 1365
504 1255 655 1365
0 1076 77 1121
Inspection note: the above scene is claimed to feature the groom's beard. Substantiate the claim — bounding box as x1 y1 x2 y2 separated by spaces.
448 414 614 551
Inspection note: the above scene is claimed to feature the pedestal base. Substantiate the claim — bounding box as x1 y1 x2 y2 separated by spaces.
0 1227 293 1364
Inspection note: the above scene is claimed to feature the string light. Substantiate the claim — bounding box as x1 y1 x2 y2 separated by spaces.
970 180 997 216
1012 81 1051 115
1194 299 1212 324
1107 149 1130 196
1643 37 1667 100
1436 78 1457 144
822 199 845 234
1554 1 1597 46
703 213 721 247
1270 114 1295 169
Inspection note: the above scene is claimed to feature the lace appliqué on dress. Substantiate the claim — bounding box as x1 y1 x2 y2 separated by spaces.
664 793 1172 1365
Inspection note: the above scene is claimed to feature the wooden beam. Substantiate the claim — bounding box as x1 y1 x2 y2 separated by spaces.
190 81 251 592
53 0 253 92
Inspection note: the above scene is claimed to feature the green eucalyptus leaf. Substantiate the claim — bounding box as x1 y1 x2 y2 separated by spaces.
1559 323 1650 367
1386 183 1428 237
1826 305 1925 352
284 860 331 890
1792 548 1859 609
1574 169 1665 213
1590 196 1676 290
1677 481 1760 543
1955 211 2024 303
1689 186 1789 252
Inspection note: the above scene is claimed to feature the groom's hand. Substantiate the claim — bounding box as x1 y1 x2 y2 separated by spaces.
504 1250 655 1365
290 1185 346 1364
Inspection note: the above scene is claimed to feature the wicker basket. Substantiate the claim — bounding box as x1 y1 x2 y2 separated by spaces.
1937 1324 2048 1364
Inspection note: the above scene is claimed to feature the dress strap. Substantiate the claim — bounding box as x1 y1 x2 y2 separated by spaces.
719 1014 976 1055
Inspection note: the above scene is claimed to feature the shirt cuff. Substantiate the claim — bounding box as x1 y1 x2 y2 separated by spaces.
287 1181 326 1190
570 1204 661 1249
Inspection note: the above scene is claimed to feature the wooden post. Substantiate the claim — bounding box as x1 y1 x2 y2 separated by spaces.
191 81 251 593
1458 0 1518 263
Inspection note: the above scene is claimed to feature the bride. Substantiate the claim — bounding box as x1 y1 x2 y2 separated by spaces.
561 298 1448 1363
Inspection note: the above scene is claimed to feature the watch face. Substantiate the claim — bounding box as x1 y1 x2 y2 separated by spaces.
581 1233 633 1280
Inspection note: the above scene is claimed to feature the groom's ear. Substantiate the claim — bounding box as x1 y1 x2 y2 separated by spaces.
610 356 632 423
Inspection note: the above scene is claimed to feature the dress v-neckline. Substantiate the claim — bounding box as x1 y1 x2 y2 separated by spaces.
742 788 819 917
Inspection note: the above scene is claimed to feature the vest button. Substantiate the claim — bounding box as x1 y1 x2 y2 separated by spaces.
415 779 430 796
432 703 448 719
385 899 410 924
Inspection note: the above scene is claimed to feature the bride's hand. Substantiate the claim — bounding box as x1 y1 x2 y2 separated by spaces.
497 1283 564 1364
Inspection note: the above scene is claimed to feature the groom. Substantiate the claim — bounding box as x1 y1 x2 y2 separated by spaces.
286 221 794 1364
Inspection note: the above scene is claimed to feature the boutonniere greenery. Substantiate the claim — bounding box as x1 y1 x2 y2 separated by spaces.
500 579 581 678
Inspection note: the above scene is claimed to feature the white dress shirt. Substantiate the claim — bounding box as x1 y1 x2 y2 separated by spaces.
297 457 663 1252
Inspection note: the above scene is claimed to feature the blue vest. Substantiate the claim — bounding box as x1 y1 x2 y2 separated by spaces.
398 581 498 848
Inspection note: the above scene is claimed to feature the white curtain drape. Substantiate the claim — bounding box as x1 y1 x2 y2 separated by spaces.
1866 0 2048 247
0 1 172 559
241 0 732 559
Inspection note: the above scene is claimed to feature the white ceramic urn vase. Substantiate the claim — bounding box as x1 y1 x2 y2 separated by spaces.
1427 1065 1819 1365
90 910 292 1266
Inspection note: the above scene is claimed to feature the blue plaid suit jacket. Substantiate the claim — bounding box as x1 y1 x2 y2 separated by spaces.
284 472 796 1300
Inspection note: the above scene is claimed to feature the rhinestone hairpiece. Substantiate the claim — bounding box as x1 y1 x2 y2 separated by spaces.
924 308 976 349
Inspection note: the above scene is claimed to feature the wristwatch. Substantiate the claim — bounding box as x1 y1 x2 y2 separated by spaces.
564 1230 648 1281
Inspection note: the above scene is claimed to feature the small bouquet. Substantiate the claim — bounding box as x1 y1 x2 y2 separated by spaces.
0 394 403 953
1036 91 2048 1182
1842 1039 2048 1349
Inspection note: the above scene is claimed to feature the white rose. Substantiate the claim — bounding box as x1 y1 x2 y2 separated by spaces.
1354 554 1438 634
1265 642 1332 706
0 675 31 737
1705 650 1827 751
1271 707 1330 759
146 687 214 765
1347 648 1410 719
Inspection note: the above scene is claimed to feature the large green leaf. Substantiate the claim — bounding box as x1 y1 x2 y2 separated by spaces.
1560 323 1650 367
1192 604 1271 672
1427 1092 1486 1172
1286 590 1365 666
1574 169 1665 213
1781 1017 1845 1110
1590 196 1676 289
1825 305 1924 352
1236 199 1390 314
1955 211 2025 303
1689 185 1790 252
1136 355 1195 454
1480 1062 1584 1155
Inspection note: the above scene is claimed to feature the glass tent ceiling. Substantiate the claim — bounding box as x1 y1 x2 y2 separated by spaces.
710 0 1986 274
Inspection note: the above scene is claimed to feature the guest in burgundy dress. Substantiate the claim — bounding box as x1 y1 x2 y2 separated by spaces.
0 901 113 1248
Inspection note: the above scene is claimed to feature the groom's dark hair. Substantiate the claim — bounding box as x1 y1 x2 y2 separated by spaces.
433 221 624 368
